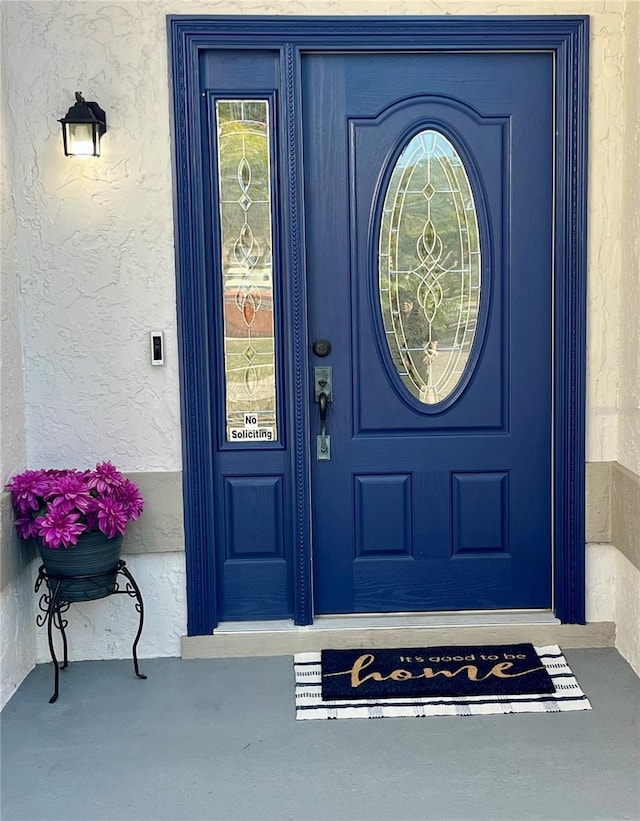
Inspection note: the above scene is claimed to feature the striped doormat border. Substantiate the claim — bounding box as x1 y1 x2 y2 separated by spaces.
294 645 592 720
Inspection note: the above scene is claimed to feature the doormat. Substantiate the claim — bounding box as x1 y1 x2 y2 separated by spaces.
322 644 555 700
294 645 592 720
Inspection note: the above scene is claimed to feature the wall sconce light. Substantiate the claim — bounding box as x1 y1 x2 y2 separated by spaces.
58 91 107 157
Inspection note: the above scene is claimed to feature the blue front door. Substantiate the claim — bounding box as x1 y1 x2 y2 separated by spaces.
303 52 553 613
171 16 588 632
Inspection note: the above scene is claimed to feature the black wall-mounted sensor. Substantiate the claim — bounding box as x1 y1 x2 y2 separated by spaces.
150 331 164 365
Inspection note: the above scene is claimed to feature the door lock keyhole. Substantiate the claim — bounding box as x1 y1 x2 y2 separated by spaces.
312 338 332 357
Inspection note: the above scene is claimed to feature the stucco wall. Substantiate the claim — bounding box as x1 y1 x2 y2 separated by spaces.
3 0 181 473
612 0 640 678
34 553 187 664
0 3 35 710
1 1 637 682
618 2 640 477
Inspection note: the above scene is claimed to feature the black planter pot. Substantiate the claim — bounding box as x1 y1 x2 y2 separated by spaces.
37 531 123 602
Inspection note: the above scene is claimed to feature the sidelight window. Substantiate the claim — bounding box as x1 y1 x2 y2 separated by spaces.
216 100 278 442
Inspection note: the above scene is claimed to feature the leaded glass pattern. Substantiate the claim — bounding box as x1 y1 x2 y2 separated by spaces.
216 100 278 441
379 129 481 405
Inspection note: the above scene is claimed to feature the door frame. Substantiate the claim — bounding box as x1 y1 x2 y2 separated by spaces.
168 15 589 635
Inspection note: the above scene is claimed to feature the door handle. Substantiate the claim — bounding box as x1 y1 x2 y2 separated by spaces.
314 367 332 461
318 391 328 431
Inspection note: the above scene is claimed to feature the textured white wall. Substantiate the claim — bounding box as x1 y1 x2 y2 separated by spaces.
614 551 640 677
1 0 630 472
34 553 187 663
618 3 640 476
585 543 616 623
3 0 182 472
586 544 640 677
0 566 37 709
0 19 26 480
1 3 35 710
613 3 640 678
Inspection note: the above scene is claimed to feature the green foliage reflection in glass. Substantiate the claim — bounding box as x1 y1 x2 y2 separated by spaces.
379 130 481 405
216 100 278 441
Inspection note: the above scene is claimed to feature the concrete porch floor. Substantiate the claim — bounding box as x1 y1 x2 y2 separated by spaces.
1 649 639 821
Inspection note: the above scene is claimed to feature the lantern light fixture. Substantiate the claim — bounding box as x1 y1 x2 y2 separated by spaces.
58 91 107 157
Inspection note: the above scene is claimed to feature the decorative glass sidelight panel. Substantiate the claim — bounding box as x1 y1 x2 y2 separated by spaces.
216 100 278 442
379 129 481 405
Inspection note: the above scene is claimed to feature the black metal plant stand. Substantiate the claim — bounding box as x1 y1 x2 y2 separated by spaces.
35 560 147 703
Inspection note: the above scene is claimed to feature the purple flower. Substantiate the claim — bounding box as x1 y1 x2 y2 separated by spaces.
45 471 93 513
86 461 125 494
8 463 144 544
96 497 128 539
37 500 86 548
116 479 145 521
15 513 41 540
84 498 100 532
5 470 49 514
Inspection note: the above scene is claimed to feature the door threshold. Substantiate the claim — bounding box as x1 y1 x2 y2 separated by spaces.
182 618 614 659
215 610 559 634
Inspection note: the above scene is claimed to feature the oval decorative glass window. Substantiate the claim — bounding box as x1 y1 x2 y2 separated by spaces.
379 129 481 405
